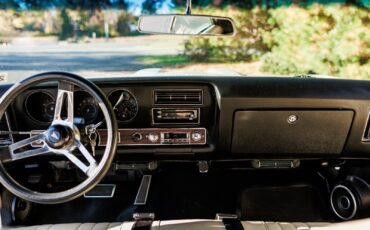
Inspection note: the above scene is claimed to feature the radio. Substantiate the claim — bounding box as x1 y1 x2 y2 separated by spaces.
162 132 191 144
98 128 206 146
152 108 199 124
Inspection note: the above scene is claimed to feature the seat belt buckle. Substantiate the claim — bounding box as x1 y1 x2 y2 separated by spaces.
133 213 155 221
215 213 238 220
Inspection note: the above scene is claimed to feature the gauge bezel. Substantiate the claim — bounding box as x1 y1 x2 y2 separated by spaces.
24 90 56 124
108 89 139 122
74 90 100 124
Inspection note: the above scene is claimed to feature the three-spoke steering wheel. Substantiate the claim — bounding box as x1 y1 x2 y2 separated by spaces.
0 72 118 204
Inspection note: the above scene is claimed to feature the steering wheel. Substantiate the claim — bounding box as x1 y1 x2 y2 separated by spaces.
0 72 118 204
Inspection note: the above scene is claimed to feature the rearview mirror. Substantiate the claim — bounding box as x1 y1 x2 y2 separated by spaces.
137 15 235 36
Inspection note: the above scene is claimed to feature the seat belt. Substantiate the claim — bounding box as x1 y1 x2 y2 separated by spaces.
223 219 244 230
216 214 244 230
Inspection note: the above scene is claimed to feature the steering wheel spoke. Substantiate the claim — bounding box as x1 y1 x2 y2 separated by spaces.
55 141 97 177
3 133 50 162
53 81 74 124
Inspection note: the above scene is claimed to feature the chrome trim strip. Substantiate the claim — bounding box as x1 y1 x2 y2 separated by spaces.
97 127 207 146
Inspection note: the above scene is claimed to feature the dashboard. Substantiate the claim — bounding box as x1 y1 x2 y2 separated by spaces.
1 81 217 159
2 75 370 161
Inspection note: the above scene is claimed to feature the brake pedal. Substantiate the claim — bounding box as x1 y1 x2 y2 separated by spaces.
84 184 116 198
134 175 152 205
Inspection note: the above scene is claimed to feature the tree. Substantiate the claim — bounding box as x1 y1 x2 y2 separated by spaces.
141 0 163 14
0 0 129 10
170 0 369 9
59 8 73 40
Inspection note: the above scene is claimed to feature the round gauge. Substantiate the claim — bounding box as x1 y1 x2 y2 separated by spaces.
25 91 55 123
76 94 99 124
108 90 138 122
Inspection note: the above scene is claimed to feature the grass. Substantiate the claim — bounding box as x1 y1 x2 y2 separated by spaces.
138 55 191 67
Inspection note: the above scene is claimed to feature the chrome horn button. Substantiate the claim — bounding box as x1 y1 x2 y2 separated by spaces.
45 125 72 149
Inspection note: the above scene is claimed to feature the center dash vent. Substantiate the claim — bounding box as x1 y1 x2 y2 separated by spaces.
154 89 203 105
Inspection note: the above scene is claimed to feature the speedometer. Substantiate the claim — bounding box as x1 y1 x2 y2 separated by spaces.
108 90 138 122
25 91 55 123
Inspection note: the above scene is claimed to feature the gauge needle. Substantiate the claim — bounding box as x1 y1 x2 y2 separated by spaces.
113 93 125 110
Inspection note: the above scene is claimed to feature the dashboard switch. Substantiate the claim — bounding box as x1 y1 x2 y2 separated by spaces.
131 132 143 142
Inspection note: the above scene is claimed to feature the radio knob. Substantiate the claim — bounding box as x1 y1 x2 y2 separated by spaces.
148 133 159 143
191 132 202 142
131 132 143 142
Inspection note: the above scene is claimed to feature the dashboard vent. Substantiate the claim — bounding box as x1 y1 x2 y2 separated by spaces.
154 89 203 105
0 114 12 146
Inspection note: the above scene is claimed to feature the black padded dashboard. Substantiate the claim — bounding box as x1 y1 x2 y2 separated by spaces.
2 75 370 159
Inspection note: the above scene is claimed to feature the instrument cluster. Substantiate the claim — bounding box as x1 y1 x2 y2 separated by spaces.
24 89 139 124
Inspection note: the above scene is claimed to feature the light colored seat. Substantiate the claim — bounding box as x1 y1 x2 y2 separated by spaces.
2 222 134 230
242 221 330 230
241 218 370 230
4 218 370 230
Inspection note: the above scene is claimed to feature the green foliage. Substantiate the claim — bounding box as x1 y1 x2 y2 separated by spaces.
59 8 73 40
184 5 370 79
260 5 370 78
142 0 164 14
171 0 370 9
0 0 129 10
0 9 137 40
116 11 131 35
184 7 272 62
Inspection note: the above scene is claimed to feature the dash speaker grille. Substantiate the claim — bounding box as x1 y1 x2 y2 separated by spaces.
330 185 357 220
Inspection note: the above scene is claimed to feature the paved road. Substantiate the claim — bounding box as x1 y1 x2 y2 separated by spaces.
0 36 184 83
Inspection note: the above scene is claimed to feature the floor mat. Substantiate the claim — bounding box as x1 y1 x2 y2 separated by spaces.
30 182 139 225
239 183 329 222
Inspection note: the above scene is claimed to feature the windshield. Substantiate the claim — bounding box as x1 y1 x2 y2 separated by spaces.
0 0 369 84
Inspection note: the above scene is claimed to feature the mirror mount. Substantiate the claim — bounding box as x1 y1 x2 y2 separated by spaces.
185 0 192 15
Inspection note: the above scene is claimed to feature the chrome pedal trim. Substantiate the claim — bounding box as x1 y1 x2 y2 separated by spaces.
134 175 152 205
84 184 116 198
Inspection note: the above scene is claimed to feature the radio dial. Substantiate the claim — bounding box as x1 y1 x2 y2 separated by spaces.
148 133 159 143
191 132 202 142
